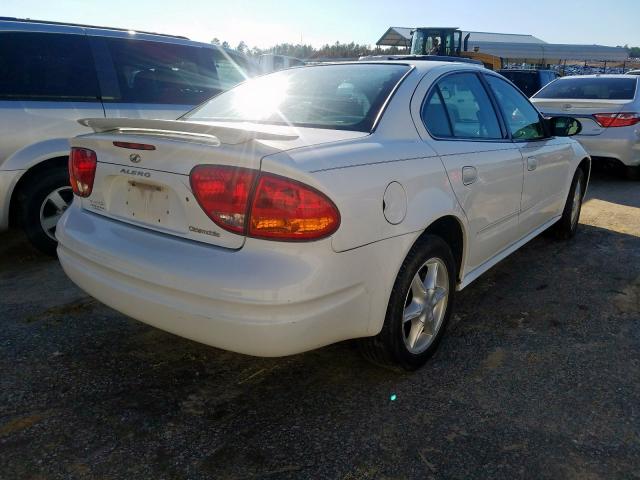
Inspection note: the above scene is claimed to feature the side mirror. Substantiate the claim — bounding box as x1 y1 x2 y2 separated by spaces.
547 116 582 137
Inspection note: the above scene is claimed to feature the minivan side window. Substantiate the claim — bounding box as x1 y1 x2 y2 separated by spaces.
0 32 100 101
211 50 250 91
105 38 222 105
485 75 546 141
422 72 502 140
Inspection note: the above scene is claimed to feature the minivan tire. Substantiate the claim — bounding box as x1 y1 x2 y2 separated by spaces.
358 235 456 371
19 167 72 256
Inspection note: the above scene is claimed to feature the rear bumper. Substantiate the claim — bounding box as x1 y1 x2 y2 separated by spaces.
575 128 640 167
56 204 412 356
0 169 24 231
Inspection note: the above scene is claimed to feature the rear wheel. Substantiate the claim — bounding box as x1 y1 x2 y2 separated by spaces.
358 235 456 370
19 167 72 256
552 168 585 240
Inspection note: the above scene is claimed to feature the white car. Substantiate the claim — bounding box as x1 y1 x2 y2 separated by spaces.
531 75 639 180
57 61 590 370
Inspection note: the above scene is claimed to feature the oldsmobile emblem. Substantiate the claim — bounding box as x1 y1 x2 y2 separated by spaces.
129 153 142 163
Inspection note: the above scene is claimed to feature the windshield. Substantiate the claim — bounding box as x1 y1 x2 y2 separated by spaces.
534 77 637 100
184 64 410 132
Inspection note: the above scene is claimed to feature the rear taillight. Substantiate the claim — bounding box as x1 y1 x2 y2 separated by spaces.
189 165 340 241
248 174 340 240
594 112 640 128
190 165 258 234
69 147 97 197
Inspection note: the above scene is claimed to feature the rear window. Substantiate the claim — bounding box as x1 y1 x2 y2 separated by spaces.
184 64 410 132
105 39 251 105
0 32 99 101
534 77 637 100
499 71 542 97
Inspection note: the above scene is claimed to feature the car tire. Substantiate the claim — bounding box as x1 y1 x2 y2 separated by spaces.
552 168 585 240
358 235 456 371
19 167 73 256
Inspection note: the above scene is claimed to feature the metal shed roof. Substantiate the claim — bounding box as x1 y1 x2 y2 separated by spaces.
376 27 629 61
376 27 545 47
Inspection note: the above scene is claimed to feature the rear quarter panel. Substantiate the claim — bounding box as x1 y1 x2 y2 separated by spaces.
260 138 466 254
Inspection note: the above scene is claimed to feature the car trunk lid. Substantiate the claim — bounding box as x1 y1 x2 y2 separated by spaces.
71 118 365 249
533 99 630 136
72 118 301 249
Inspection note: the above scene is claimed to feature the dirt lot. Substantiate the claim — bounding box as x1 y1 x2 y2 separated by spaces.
1 170 639 480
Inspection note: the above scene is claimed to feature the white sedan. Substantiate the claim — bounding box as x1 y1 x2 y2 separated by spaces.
57 61 590 370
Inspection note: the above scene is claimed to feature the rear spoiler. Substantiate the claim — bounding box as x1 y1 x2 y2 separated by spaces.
78 118 299 145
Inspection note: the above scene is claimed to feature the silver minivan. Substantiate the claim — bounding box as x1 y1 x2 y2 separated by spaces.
0 18 256 254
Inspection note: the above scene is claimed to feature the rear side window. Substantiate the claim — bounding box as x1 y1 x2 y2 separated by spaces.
421 90 452 137
105 39 249 105
423 72 502 139
0 32 99 101
534 77 637 100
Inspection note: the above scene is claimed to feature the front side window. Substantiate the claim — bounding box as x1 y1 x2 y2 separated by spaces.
0 32 99 101
423 73 502 139
486 75 545 141
185 64 410 132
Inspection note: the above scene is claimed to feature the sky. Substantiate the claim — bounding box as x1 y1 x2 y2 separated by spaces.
4 0 640 49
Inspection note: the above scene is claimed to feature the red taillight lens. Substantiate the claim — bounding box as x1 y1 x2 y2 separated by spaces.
248 174 340 240
594 112 640 128
69 147 97 197
189 165 340 241
190 165 258 234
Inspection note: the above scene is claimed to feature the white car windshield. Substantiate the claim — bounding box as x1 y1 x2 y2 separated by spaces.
184 64 410 132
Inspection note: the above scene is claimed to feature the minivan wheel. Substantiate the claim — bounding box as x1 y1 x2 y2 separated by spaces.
20 168 72 256
358 235 456 371
552 168 585 240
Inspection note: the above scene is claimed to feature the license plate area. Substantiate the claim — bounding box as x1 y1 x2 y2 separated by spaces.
125 181 170 226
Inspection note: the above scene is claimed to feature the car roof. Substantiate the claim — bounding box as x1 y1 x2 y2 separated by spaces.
334 59 486 74
0 17 224 50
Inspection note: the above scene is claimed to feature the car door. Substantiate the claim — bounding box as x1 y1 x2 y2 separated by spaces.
484 74 574 237
0 30 105 166
90 36 228 120
417 71 524 272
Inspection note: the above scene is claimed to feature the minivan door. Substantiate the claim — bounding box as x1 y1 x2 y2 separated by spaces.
0 31 105 167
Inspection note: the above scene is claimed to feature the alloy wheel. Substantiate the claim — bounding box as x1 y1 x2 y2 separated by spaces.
39 187 73 241
402 257 449 354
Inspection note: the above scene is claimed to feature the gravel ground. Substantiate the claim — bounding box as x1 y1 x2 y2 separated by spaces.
1 170 638 480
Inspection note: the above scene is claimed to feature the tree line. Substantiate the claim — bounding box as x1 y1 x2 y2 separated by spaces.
210 38 408 59
214 38 640 60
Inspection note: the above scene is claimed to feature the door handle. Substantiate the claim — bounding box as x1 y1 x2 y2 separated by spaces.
462 166 478 185
527 157 538 171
